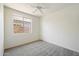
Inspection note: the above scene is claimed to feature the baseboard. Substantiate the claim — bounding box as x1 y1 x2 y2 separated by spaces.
4 39 42 51
42 39 79 54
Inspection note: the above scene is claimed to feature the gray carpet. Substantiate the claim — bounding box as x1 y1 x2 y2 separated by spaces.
4 40 79 56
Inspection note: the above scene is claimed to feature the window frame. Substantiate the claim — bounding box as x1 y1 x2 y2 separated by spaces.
12 15 32 33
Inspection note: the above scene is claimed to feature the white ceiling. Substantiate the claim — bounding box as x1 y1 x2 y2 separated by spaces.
4 3 79 17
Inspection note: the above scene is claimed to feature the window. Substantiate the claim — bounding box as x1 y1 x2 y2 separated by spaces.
23 18 32 33
13 15 32 33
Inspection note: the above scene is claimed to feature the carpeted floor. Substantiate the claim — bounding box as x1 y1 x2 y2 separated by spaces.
4 40 79 56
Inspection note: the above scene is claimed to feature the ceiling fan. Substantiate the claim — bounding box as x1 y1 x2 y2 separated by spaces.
30 4 46 14
33 6 45 14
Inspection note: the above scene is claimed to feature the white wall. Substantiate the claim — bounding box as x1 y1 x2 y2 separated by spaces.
4 7 40 49
41 6 79 52
0 4 4 56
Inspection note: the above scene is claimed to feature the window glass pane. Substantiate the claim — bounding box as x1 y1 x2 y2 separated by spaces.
24 21 31 32
13 15 24 33
13 15 23 21
24 18 32 22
